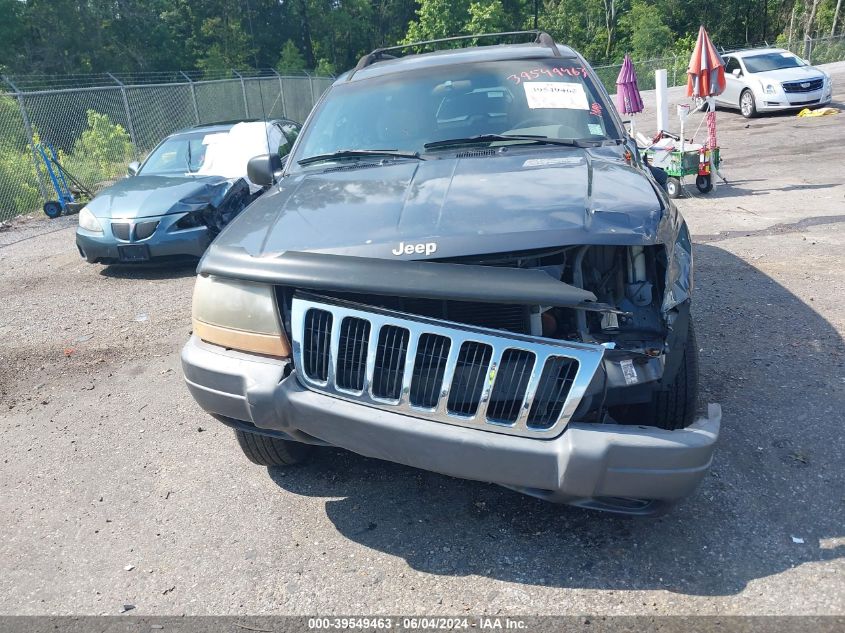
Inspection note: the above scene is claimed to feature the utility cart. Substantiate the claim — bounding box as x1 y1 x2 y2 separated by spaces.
642 135 721 199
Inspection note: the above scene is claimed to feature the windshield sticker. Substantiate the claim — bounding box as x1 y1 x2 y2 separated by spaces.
524 82 589 110
523 157 583 167
588 123 604 135
507 66 587 84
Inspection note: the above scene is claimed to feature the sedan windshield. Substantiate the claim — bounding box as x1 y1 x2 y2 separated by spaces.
743 52 805 73
291 58 619 170
140 122 280 177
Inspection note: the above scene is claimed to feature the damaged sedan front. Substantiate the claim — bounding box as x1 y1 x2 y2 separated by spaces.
76 120 300 264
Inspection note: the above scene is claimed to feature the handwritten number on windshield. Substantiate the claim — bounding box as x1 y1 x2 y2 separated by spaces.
507 67 588 84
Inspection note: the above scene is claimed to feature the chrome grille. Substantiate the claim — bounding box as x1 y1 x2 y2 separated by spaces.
409 334 451 409
527 357 580 428
782 78 823 93
486 349 536 424
447 342 493 416
336 317 370 391
372 325 410 400
302 309 332 383
291 293 605 438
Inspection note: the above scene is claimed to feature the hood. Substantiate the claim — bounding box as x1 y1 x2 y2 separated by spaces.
211 147 664 262
86 175 231 219
754 65 826 83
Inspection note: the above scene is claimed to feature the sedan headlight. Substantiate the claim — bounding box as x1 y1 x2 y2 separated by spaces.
763 82 776 95
78 206 103 233
191 275 290 357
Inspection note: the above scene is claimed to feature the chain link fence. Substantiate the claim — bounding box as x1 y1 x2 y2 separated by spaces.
3 34 844 223
0 70 334 222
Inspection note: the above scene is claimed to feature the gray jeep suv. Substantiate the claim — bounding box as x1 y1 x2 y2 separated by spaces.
181 32 719 515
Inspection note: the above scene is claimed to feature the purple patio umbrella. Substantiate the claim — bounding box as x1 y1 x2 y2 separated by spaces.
616 54 644 135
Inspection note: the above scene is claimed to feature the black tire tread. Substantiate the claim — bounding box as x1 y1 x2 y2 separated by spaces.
650 321 699 430
234 429 313 466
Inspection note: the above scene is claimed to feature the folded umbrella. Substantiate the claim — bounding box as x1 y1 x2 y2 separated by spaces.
687 26 725 150
616 54 643 136
687 25 725 99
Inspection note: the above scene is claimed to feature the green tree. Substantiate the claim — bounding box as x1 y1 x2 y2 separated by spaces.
620 1 675 59
276 40 307 73
466 0 511 34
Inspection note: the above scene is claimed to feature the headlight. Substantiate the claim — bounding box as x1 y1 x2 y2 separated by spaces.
763 83 776 95
78 206 103 233
191 275 290 357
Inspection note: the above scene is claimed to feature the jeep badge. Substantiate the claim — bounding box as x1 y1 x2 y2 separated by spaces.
392 241 437 256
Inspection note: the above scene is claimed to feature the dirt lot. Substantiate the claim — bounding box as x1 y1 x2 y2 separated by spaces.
1 64 843 616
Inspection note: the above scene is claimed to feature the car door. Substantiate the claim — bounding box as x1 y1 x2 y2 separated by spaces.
720 56 743 107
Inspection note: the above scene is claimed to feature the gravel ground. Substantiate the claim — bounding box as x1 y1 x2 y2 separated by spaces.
0 64 843 616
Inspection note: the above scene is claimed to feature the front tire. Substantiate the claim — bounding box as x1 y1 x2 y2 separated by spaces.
611 321 699 430
740 89 757 118
695 174 713 193
234 429 313 466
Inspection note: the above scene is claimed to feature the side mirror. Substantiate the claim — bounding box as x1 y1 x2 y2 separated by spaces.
127 161 140 177
731 68 742 78
247 154 283 187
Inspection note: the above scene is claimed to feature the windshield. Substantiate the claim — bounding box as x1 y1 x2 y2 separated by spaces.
291 58 619 170
140 122 280 177
743 52 805 73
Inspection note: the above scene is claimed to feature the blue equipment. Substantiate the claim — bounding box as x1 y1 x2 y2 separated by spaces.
36 143 92 218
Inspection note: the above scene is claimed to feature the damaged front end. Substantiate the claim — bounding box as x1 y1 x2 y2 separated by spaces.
199 204 694 432
171 177 257 237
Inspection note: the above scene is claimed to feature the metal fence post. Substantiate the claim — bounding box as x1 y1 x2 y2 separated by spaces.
671 54 678 87
3 75 50 202
180 71 201 124
233 70 249 117
108 73 138 158
272 69 288 118
306 71 316 108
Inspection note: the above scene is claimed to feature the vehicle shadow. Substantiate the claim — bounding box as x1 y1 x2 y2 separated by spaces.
98 261 198 280
267 243 844 596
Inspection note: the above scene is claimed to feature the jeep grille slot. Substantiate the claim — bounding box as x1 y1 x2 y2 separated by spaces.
486 349 535 424
336 317 371 391
372 325 410 400
447 342 494 416
527 357 580 428
303 309 333 382
409 334 451 409
291 294 605 438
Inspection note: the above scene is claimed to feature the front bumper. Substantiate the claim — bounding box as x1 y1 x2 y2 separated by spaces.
756 88 831 112
181 335 720 514
76 213 211 264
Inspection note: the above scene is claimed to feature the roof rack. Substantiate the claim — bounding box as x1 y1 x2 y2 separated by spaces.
347 30 561 81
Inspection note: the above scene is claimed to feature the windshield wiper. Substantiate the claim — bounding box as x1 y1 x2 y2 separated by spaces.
297 149 422 166
424 134 607 150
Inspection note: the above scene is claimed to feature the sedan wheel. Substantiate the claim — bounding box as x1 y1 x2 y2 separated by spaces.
740 89 757 118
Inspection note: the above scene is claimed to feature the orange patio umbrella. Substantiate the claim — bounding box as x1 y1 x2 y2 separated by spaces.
687 25 725 149
686 25 726 98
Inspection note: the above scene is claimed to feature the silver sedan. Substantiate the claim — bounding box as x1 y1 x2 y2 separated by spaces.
716 48 833 118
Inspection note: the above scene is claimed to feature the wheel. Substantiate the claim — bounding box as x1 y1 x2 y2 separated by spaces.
234 429 313 466
610 320 699 430
43 201 63 218
740 89 757 118
695 174 713 193
666 177 682 198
